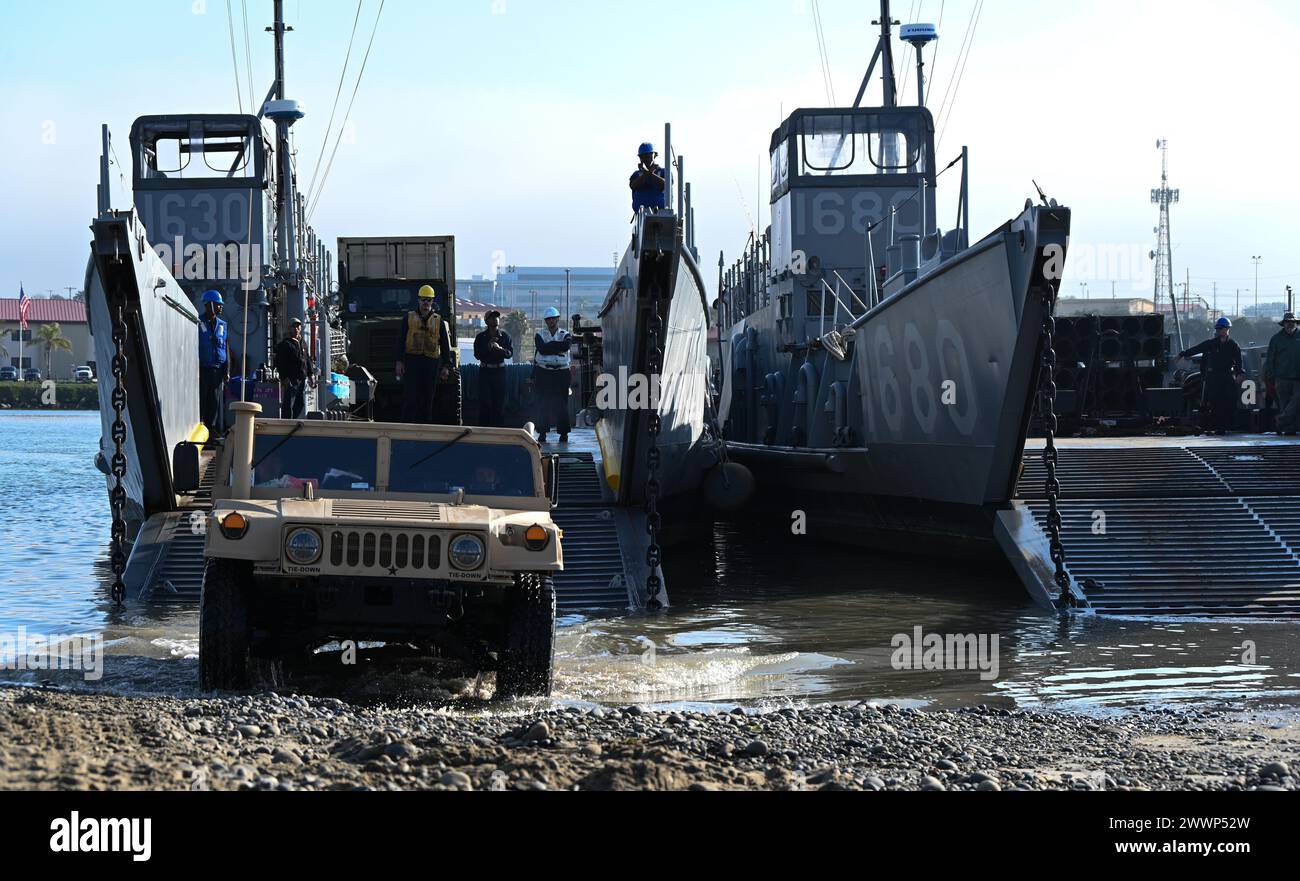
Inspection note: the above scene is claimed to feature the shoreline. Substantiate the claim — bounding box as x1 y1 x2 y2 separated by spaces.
2 685 1296 791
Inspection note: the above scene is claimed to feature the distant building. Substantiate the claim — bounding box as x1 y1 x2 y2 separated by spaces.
457 274 497 302
0 298 90 379
1244 301 1289 321
455 298 506 327
492 266 615 321
1056 297 1156 317
1155 298 1219 323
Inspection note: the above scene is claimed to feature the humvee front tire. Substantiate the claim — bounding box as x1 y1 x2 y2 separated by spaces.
496 573 556 699
199 559 255 691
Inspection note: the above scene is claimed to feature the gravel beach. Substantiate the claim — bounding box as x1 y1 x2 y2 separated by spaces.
2 685 1297 791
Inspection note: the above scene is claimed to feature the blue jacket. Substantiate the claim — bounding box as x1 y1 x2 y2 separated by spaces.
630 164 667 211
199 317 228 370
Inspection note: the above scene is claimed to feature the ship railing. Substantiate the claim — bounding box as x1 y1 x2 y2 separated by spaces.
818 274 869 338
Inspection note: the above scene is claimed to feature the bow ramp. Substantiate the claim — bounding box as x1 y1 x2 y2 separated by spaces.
999 436 1300 617
542 431 666 612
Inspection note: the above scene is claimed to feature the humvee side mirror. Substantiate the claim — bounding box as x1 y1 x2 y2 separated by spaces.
173 441 201 493
544 454 559 508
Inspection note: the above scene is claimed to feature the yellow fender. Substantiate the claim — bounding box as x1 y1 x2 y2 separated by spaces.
595 418 620 493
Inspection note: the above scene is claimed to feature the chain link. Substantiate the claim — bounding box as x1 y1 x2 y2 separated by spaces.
1038 280 1075 610
643 287 665 610
109 303 129 606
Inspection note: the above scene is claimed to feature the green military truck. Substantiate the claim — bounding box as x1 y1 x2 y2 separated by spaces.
337 236 461 424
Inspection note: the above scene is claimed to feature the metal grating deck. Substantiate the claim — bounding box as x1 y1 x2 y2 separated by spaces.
134 452 217 603
1010 439 1300 617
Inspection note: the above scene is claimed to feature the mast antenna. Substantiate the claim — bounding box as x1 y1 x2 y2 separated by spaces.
853 0 901 108
1150 139 1182 353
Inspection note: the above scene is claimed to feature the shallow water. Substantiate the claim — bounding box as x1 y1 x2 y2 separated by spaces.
2 410 1297 712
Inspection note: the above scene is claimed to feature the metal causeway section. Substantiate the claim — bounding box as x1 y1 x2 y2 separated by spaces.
1006 442 1300 617
548 448 650 611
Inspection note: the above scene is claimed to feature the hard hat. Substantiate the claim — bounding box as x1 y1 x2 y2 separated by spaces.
637 142 656 156
201 289 223 305
418 285 436 300
1215 317 1232 329
543 307 561 319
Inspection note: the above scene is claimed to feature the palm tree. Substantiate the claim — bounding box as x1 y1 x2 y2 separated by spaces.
36 323 72 378
501 310 530 364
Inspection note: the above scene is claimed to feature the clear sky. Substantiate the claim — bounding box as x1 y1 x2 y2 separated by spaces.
1 0 1296 314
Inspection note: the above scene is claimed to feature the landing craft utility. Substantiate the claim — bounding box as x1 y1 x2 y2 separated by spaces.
713 2 1071 559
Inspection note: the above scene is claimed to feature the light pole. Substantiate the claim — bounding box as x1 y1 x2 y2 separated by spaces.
1252 256 1262 317
564 268 571 325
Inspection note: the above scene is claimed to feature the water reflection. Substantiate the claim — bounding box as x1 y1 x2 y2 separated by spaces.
2 412 1297 712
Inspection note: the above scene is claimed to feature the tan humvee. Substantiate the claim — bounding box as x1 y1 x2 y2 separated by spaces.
199 402 563 698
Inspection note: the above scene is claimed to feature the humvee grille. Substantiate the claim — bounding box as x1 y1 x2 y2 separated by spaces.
327 528 443 573
331 500 443 519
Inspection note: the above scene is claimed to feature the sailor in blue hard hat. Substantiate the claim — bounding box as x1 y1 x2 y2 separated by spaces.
197 289 230 439
1178 316 1245 435
629 141 667 213
532 306 572 443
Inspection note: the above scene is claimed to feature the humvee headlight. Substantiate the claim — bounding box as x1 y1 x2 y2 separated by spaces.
524 524 550 551
285 527 323 565
449 534 486 571
219 511 249 539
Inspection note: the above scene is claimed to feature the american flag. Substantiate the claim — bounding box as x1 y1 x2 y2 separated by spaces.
18 286 30 330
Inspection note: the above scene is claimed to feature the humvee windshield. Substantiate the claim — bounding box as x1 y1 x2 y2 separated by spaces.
251 435 378 491
344 281 449 317
389 441 536 498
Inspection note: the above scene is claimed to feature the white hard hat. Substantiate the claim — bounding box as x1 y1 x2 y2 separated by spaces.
543 307 561 319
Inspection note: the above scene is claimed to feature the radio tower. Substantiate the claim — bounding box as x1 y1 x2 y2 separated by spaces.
1151 139 1183 352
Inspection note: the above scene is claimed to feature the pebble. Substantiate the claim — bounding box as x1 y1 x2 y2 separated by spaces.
1259 761 1290 779
439 770 472 789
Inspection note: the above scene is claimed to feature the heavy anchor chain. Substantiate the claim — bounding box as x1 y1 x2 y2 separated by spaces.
109 302 129 606
643 288 665 611
1038 281 1076 610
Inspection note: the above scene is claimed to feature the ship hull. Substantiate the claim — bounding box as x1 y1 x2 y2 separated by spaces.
719 205 1070 557
596 211 714 524
86 212 202 536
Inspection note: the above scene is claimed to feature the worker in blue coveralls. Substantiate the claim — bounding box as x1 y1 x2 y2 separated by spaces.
198 289 230 439
629 142 667 212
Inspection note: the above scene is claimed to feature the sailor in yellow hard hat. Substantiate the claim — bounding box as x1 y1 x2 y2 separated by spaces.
395 284 452 424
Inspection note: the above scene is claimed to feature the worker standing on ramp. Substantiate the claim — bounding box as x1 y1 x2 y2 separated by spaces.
532 307 572 443
197 289 229 439
1179 317 1245 435
396 285 452 424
